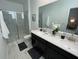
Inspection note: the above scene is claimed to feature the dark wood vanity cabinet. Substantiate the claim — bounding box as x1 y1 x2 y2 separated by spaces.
31 33 78 59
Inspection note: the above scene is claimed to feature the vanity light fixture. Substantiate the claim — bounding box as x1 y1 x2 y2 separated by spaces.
70 17 75 23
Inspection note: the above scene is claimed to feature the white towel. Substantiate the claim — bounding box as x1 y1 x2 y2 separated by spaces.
0 11 9 39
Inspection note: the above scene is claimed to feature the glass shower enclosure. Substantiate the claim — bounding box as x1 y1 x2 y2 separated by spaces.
2 11 29 43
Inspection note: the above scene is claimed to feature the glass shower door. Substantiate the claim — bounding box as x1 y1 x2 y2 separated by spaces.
2 11 18 42
2 11 29 43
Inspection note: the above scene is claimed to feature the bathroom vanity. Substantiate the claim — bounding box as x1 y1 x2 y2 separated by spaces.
31 30 78 59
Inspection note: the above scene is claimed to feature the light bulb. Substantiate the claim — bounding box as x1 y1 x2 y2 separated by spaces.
70 19 75 23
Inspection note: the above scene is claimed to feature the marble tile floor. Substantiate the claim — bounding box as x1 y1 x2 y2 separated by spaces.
7 39 44 59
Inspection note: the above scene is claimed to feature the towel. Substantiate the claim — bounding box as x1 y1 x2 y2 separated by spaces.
0 11 9 39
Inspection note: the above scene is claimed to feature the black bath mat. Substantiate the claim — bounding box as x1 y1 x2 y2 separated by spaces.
18 42 27 51
28 48 41 59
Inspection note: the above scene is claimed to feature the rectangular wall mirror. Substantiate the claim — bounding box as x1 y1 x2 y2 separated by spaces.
39 0 78 35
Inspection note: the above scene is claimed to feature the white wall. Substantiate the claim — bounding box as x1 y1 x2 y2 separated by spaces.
23 0 28 11
0 11 8 59
0 34 8 59
30 0 58 30
0 0 23 12
28 0 31 32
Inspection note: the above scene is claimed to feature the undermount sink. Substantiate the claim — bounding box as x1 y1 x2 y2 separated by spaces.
67 36 78 42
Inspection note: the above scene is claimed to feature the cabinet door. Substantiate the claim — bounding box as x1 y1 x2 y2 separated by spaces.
31 33 40 47
38 41 47 55
45 47 66 59
54 53 66 59
31 33 46 55
44 47 55 59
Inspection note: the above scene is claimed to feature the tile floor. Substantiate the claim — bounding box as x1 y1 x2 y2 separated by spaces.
7 38 44 59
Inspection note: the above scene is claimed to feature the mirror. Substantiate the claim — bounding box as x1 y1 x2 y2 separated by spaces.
67 8 78 30
39 0 78 35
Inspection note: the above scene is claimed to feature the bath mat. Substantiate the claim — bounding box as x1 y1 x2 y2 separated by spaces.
18 42 27 51
28 48 41 59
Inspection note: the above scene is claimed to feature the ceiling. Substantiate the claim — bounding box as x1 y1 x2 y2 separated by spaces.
7 0 28 4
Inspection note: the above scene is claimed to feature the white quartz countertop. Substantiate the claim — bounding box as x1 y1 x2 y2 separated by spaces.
31 30 78 57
